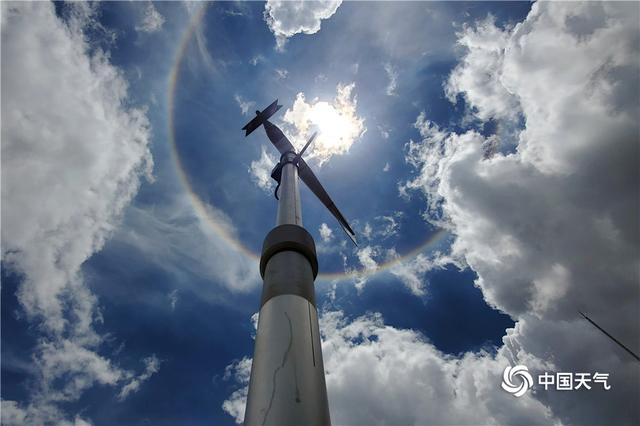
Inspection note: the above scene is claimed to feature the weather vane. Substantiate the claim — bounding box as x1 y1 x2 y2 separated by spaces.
241 100 356 425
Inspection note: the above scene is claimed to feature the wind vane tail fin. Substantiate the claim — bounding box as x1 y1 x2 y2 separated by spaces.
242 99 282 136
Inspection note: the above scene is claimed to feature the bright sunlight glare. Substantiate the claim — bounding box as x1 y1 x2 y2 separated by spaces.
282 83 366 165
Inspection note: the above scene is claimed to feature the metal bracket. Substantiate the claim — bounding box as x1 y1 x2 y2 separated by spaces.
270 151 298 200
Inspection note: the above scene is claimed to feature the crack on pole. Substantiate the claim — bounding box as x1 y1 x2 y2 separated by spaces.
262 311 294 426
293 334 301 403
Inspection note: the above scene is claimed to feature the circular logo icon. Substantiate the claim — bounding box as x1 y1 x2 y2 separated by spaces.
502 365 534 397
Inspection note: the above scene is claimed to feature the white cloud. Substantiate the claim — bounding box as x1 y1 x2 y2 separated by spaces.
378 213 401 239
249 54 265 66
388 252 432 296
319 223 334 243
168 289 179 311
264 0 342 51
117 355 161 401
361 223 373 240
234 94 256 116
36 336 124 400
222 310 556 425
401 2 640 424
250 312 260 334
1 2 157 421
114 194 260 295
182 2 215 72
0 401 27 426
358 213 402 241
135 2 165 33
222 357 252 424
322 312 557 426
351 246 379 291
281 83 366 165
3 1 153 335
1 339 156 425
275 68 288 80
378 125 390 140
224 9 245 18
384 62 399 96
1 399 92 426
248 146 277 192
383 162 390 172
445 15 519 123
356 246 379 273
343 236 448 296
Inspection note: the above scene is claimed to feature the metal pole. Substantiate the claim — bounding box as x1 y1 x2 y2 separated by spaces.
244 153 331 426
276 155 303 227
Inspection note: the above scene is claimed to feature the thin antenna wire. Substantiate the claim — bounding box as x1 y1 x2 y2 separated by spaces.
579 311 640 362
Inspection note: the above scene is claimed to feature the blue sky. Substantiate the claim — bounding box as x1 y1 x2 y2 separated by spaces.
2 2 639 425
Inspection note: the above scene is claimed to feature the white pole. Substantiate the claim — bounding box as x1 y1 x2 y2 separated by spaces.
244 153 331 426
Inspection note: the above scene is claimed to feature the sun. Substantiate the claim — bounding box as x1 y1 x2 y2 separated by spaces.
282 83 366 164
305 100 364 163
309 102 350 149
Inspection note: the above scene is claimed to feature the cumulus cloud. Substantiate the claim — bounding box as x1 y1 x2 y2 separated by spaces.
222 310 556 425
2 0 153 335
221 357 252 424
248 146 277 192
280 83 366 165
264 0 342 51
319 223 334 243
383 162 390 172
321 311 558 425
445 15 518 123
401 2 639 424
1 2 157 422
356 246 379 272
135 2 165 33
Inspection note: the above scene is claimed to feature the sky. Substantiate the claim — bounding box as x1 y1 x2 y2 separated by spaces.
1 1 639 425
